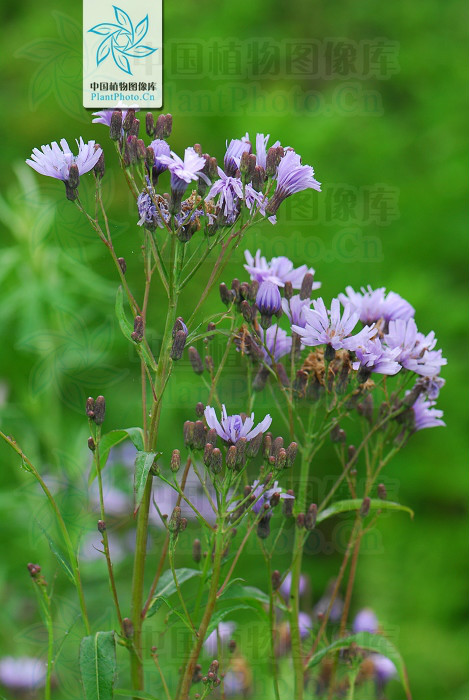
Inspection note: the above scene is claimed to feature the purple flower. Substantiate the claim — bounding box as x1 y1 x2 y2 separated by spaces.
352 337 401 376
298 612 313 639
204 405 272 444
243 132 281 169
256 281 282 316
26 138 102 181
384 318 447 377
258 325 293 364
244 184 276 224
338 285 414 324
410 394 445 431
224 138 251 176
353 608 379 634
282 295 312 329
158 147 208 195
292 298 375 352
137 180 169 230
280 571 307 602
149 138 171 177
0 656 46 690
250 479 293 515
371 654 398 689
205 167 243 223
203 621 236 656
266 150 321 215
244 249 320 290
91 100 139 126
418 375 446 400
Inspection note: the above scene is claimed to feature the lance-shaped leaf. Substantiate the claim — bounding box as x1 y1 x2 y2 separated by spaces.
134 451 159 512
316 499 414 524
35 520 75 584
80 631 116 700
305 630 412 700
88 427 144 486
146 568 201 617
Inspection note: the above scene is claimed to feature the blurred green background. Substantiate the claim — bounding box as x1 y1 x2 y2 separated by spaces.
0 0 467 698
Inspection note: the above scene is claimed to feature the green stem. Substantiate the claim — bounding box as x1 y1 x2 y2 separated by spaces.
0 432 90 635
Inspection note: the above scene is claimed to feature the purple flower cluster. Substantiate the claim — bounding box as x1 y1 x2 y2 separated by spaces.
204 405 272 444
26 138 102 181
244 250 320 290
293 298 375 352
338 285 414 324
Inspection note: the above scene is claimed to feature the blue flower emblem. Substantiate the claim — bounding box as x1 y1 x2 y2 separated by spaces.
88 5 157 75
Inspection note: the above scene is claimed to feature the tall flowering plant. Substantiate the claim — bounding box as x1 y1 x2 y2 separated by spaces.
0 108 446 700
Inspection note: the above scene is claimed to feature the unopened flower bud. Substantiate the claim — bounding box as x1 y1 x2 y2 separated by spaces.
252 165 266 191
131 315 144 343
110 110 123 140
263 432 272 459
276 362 290 387
271 570 281 591
94 395 106 425
347 445 356 462
265 146 284 178
93 147 105 178
88 436 96 451
305 503 317 531
196 401 205 417
180 518 187 532
360 497 371 518
169 506 182 533
171 330 187 360
256 281 282 328
97 519 106 532
171 449 181 472
272 436 284 458
245 431 263 458
296 513 305 528
270 492 281 507
183 420 195 447
193 538 202 563
283 489 295 517
330 424 346 443
193 421 207 450
136 138 146 161
219 282 234 306
235 437 247 469
226 445 237 470
240 300 253 323
228 639 236 653
210 447 223 474
285 442 298 468
122 109 135 132
203 442 213 467
275 447 287 469
206 322 216 339
188 347 204 375
123 618 134 638
27 563 41 578
299 273 314 300
377 483 387 500
118 257 127 274
145 112 155 137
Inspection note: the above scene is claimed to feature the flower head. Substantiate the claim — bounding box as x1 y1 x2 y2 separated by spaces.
338 285 414 325
250 479 293 515
409 394 445 431
224 138 251 176
205 167 243 224
292 298 375 352
26 138 102 181
137 180 169 230
92 100 139 127
158 147 208 195
204 405 272 444
384 318 447 377
353 608 379 634
282 295 312 329
244 250 320 290
266 150 321 215
258 325 292 364
280 571 307 602
256 281 282 316
149 139 171 177
352 337 401 376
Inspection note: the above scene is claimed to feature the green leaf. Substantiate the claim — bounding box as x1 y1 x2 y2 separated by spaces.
115 287 157 371
134 451 158 513
80 631 116 700
35 520 74 584
115 690 160 700
317 499 414 524
305 631 412 699
206 601 268 638
88 427 144 486
146 568 201 618
220 583 288 612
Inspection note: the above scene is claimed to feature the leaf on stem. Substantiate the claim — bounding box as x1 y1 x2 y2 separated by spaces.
146 568 201 618
79 630 116 700
317 499 414 524
88 427 144 486
134 450 159 513
35 520 75 584
305 630 412 699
